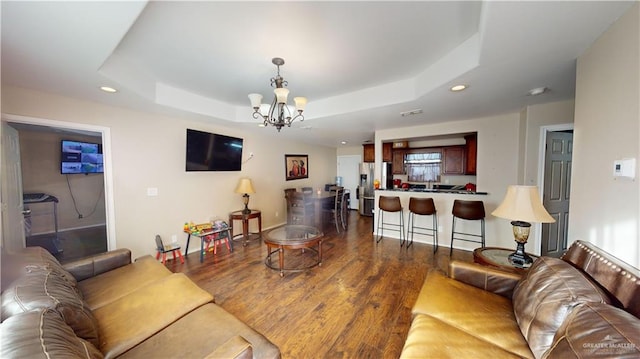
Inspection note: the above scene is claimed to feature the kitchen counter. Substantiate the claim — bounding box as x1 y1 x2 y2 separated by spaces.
377 188 488 195
372 189 493 251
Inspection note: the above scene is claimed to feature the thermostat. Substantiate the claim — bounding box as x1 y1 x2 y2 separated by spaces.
613 158 636 179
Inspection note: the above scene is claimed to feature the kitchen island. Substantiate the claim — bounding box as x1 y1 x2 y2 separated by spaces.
373 188 491 252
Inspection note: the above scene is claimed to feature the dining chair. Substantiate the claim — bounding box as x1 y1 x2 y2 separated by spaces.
323 187 346 233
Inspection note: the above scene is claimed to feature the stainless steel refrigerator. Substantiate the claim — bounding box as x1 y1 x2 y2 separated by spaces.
358 163 375 216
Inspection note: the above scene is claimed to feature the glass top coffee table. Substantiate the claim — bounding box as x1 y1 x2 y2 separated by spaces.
264 225 324 277
473 247 539 273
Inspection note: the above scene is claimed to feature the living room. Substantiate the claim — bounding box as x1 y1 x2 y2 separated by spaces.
2 1 638 268
1 1 639 358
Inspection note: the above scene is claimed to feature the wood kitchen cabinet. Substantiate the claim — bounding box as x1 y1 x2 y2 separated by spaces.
464 134 477 175
382 142 393 162
443 146 465 175
363 144 375 163
392 150 406 174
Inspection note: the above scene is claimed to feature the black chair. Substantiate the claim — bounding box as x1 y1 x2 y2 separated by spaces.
449 200 485 256
406 197 438 251
323 187 346 233
376 196 404 244
341 189 351 228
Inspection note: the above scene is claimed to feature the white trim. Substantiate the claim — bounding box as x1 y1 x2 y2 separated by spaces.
536 123 574 254
2 113 117 252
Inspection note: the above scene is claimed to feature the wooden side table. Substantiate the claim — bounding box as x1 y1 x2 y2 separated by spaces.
473 247 539 273
229 210 262 246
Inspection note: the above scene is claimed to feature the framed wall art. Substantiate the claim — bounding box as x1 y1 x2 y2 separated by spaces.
285 154 309 181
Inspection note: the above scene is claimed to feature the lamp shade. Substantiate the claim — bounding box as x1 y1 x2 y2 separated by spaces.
235 178 255 194
491 185 555 223
294 97 307 112
248 93 263 109
274 88 289 104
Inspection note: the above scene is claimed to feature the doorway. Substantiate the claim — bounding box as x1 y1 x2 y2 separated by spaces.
539 126 573 257
1 114 115 259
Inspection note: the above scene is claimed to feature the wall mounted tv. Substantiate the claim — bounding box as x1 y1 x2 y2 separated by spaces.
61 140 104 174
186 129 243 171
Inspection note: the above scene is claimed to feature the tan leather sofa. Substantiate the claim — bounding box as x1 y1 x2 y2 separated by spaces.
0 247 280 359
401 240 640 358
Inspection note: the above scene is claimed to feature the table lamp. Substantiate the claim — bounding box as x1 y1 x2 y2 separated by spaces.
491 185 555 267
235 178 255 214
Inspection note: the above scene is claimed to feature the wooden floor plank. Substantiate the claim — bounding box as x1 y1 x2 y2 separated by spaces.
167 211 473 358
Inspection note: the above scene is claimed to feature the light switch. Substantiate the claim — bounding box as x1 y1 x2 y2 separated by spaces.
147 187 158 196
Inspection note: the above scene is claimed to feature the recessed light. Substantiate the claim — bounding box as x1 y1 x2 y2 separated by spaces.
100 86 117 93
528 87 548 96
341 141 347 145
450 84 467 92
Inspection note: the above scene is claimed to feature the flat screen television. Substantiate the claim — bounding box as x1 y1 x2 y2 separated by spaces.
186 129 243 171
61 140 104 174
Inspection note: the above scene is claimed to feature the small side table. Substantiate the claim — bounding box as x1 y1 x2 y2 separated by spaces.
229 210 262 246
473 247 539 273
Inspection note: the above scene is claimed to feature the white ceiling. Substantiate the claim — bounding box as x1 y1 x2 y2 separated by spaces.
2 1 635 147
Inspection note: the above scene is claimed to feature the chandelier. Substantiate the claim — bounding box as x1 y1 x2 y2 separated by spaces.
248 57 307 132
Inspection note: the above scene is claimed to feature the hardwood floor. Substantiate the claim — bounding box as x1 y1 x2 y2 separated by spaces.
166 211 473 358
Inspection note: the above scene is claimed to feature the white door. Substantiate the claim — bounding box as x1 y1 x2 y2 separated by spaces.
1 122 26 251
337 155 361 210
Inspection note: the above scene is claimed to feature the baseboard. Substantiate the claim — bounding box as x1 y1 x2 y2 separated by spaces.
30 223 107 236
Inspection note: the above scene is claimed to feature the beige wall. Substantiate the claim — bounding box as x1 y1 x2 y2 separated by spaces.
19 130 106 233
337 145 362 157
571 4 640 267
2 86 337 259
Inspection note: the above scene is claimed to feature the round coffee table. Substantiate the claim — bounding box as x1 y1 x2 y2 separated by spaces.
473 247 539 273
264 225 323 277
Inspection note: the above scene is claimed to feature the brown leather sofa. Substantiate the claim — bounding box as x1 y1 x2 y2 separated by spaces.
0 247 280 359
401 240 640 358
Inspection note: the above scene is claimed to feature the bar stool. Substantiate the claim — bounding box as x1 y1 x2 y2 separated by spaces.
406 197 438 251
450 200 485 256
376 196 404 245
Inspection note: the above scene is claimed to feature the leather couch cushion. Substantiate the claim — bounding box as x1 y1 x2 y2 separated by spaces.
513 257 611 358
412 271 533 358
119 304 280 359
542 303 640 358
93 273 213 359
401 314 527 358
2 246 77 289
1 270 100 348
0 309 103 359
77 255 172 310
